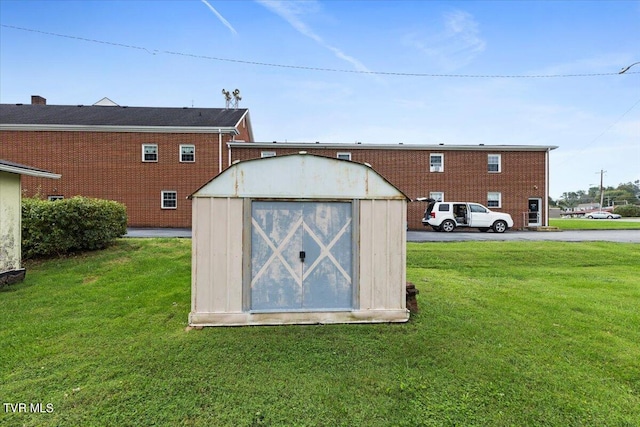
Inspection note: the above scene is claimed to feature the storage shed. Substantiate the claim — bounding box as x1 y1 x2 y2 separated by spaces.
189 153 410 326
0 159 60 285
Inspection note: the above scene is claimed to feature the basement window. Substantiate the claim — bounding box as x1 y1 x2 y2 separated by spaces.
180 145 195 162
142 144 158 162
48 195 64 201
337 152 352 161
261 151 276 158
162 191 177 209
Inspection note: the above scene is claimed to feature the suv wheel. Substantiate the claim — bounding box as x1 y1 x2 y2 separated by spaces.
492 220 507 233
441 220 456 233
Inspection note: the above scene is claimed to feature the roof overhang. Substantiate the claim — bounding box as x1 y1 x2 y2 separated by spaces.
228 142 558 151
0 124 240 134
0 161 61 179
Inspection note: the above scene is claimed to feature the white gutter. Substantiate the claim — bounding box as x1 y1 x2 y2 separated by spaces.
227 142 559 152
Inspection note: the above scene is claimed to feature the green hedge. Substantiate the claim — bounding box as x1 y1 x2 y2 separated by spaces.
22 196 127 259
613 204 640 217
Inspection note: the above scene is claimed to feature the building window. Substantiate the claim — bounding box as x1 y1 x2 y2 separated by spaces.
487 192 502 208
162 191 177 209
429 192 444 202
48 195 64 201
180 145 195 162
261 151 276 158
337 152 352 161
488 154 501 173
142 144 158 162
430 153 444 172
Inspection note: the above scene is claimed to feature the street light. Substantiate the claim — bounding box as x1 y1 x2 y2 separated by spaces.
619 62 640 74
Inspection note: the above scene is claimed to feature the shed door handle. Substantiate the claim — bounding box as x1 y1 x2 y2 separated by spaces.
299 251 306 262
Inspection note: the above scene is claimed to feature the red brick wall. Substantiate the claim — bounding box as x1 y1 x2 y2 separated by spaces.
0 130 249 227
230 147 548 230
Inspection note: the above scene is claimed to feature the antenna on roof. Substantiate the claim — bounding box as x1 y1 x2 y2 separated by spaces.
222 88 241 109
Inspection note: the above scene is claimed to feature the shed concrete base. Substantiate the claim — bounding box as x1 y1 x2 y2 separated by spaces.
189 309 410 327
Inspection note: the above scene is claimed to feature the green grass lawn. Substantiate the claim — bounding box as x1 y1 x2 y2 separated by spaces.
1 239 639 426
550 218 640 230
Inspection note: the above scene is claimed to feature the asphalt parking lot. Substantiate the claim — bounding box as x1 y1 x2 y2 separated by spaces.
126 228 640 243
407 229 640 243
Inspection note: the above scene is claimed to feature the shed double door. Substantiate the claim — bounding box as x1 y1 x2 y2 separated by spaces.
250 201 353 311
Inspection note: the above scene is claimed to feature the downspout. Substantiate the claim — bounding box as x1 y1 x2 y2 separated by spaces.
545 148 550 227
218 130 223 174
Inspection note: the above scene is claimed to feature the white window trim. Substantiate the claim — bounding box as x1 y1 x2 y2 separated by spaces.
429 192 444 202
430 153 444 172
180 144 195 163
261 151 276 158
487 192 502 208
142 144 158 162
161 191 177 209
337 152 352 161
488 154 501 173
47 195 64 201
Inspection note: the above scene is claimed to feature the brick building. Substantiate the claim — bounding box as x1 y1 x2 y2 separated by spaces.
228 143 556 230
1 96 556 230
0 96 253 227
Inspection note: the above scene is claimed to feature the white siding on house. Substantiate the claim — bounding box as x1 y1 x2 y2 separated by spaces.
0 171 21 273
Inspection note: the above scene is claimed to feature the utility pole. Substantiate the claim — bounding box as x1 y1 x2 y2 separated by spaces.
598 169 607 210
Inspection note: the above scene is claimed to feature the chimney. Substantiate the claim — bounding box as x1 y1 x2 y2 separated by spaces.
31 95 47 105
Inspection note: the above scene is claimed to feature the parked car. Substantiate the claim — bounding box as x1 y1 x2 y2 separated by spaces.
418 198 514 233
585 211 622 219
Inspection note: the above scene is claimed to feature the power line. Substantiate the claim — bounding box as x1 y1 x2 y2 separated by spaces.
2 24 637 79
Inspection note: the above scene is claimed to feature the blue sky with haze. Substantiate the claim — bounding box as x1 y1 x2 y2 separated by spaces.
1 0 638 199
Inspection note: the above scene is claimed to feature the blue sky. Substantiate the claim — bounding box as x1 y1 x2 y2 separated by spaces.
1 0 638 199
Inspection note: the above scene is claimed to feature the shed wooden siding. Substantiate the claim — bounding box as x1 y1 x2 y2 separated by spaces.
189 197 408 325
359 199 406 311
191 197 244 315
0 172 21 272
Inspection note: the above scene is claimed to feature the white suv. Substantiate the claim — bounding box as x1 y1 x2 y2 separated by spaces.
419 199 514 233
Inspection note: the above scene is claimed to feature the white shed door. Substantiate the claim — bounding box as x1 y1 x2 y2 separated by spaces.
250 201 353 311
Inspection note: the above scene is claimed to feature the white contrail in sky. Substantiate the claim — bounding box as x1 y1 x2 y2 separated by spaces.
200 0 237 35
255 0 372 74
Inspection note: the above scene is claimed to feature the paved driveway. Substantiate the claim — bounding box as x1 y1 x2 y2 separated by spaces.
126 228 640 243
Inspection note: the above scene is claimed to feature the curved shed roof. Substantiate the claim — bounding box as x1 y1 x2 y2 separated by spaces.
191 153 409 200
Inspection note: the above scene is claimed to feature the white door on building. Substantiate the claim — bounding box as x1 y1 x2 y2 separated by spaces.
250 201 353 311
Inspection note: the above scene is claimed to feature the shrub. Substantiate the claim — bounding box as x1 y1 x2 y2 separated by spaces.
613 204 640 217
22 196 127 259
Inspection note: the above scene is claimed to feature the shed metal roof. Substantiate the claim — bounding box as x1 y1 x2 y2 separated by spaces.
191 153 410 200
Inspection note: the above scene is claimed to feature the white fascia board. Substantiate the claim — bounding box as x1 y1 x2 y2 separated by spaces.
0 124 239 134
227 142 558 151
0 164 61 179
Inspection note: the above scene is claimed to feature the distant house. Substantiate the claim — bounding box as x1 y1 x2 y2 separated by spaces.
0 159 60 285
0 96 254 227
